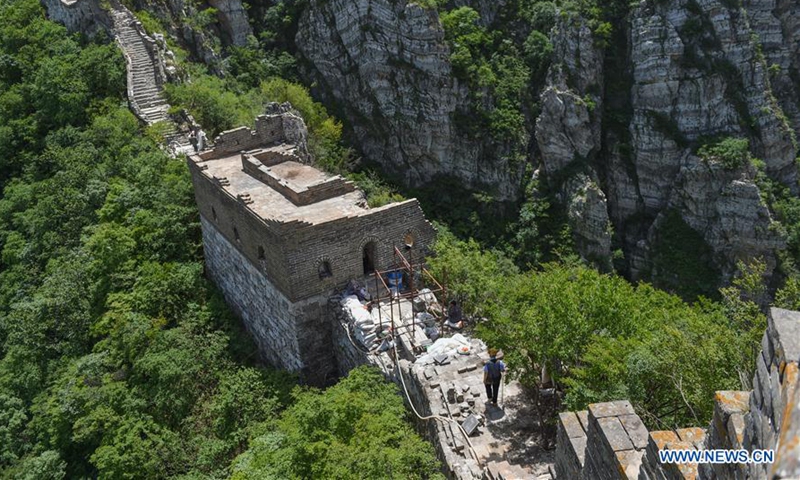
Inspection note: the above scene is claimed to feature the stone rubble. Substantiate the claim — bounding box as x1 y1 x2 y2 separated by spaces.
332 297 555 480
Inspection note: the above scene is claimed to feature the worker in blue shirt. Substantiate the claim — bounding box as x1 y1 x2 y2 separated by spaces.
483 349 506 406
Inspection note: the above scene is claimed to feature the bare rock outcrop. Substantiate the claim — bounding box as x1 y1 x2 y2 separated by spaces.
40 0 111 36
535 0 799 285
295 0 523 200
535 15 612 266
207 0 252 46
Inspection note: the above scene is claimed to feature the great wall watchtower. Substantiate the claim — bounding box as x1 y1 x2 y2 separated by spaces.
186 104 436 385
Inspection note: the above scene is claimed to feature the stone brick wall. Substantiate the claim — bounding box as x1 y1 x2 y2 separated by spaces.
639 428 705 479
242 154 356 206
553 307 800 479
725 307 800 479
190 156 435 303
207 108 310 159
282 200 436 300
201 215 337 384
191 167 295 295
568 401 648 480
556 411 588 478
210 115 285 157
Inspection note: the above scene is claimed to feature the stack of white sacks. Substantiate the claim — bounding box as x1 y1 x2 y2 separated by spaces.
341 288 441 350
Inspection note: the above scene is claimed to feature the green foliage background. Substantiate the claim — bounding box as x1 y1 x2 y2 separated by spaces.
428 227 768 430
0 1 439 478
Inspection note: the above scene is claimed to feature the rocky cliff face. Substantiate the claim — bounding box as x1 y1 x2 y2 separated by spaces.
295 0 523 201
535 0 799 286
41 0 111 35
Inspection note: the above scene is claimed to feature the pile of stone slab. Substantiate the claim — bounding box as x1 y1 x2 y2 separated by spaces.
340 288 441 352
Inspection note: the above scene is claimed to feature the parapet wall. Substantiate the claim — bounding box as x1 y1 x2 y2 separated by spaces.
554 307 800 479
206 106 310 160
282 199 436 300
241 153 356 206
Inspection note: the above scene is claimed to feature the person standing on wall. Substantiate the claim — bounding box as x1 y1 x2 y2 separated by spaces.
483 349 505 407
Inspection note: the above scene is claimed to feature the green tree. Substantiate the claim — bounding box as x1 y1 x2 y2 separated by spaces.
231 367 443 480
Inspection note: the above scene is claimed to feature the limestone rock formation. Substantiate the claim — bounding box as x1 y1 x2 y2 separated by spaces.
207 0 252 46
295 0 522 200
535 15 611 266
40 0 111 36
561 174 613 269
535 0 799 284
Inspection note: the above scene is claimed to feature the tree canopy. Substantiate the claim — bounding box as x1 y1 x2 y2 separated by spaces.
0 1 435 478
428 227 764 429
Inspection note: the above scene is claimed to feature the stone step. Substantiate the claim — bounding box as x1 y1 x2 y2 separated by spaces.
485 461 532 480
133 89 161 97
135 100 167 109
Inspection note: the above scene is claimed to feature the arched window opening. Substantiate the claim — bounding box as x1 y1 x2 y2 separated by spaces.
362 241 376 275
319 261 332 279
257 246 265 260
404 232 415 249
212 207 218 221
234 227 240 242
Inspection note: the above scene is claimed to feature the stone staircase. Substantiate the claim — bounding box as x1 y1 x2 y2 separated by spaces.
109 1 194 156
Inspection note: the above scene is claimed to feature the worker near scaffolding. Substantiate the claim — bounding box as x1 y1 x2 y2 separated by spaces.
483 349 506 406
445 299 463 329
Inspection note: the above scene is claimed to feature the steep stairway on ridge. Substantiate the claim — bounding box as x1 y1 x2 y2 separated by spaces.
109 1 194 156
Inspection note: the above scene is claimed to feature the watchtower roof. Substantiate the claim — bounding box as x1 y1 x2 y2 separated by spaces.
190 144 369 226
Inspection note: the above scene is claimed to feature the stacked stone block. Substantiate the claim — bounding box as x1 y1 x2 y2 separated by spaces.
699 391 750 479
555 410 588 479
639 428 705 480
554 308 800 479
740 307 800 479
580 401 648 479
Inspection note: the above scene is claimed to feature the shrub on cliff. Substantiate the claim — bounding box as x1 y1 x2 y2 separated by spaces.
698 137 751 169
230 366 443 480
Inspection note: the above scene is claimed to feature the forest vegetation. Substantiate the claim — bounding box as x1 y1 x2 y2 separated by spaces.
0 1 439 477
1 0 800 477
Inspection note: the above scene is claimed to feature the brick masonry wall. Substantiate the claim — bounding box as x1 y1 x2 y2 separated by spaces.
554 307 800 479
581 401 647 480
201 215 337 384
211 115 285 157
556 410 588 479
283 200 436 300
190 159 436 303
190 166 295 295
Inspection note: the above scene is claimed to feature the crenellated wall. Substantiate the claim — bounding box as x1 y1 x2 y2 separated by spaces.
554 307 800 479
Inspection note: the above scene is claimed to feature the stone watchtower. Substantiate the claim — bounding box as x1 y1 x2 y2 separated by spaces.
187 104 435 385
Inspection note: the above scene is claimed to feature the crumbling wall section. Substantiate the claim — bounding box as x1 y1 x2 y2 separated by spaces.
208 105 309 159
554 307 800 479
